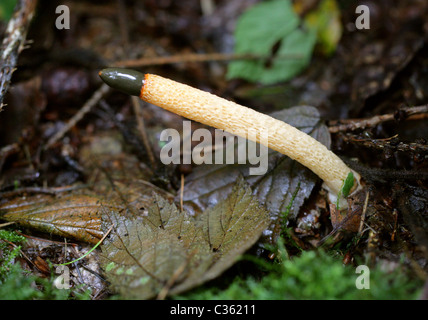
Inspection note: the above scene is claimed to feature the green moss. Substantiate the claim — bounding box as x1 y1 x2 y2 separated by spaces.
0 229 26 281
0 229 25 243
178 242 422 300
0 263 81 300
0 229 91 300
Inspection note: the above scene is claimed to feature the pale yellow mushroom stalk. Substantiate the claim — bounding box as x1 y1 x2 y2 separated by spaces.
99 68 362 205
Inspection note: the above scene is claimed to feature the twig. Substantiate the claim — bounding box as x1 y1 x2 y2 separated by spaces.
112 52 302 68
0 184 88 198
44 84 110 149
328 104 428 133
0 221 15 228
131 96 156 167
342 133 428 153
2 238 35 268
0 0 38 110
358 191 369 234
180 174 184 212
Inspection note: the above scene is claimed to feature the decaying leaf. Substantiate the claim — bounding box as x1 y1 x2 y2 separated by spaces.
0 133 174 244
100 178 270 299
0 193 116 244
178 106 330 240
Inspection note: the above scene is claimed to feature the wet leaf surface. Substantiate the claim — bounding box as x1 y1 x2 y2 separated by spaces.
0 133 174 244
0 193 110 244
100 178 270 299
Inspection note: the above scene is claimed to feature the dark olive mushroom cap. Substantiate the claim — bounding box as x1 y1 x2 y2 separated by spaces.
99 68 144 97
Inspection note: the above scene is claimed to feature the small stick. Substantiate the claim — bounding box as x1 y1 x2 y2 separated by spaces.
328 104 428 133
358 191 370 234
0 0 38 110
343 133 428 153
131 96 156 167
180 173 185 212
0 221 16 228
44 84 110 149
113 52 302 68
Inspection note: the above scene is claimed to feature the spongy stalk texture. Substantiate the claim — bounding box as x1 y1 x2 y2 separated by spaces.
141 74 355 194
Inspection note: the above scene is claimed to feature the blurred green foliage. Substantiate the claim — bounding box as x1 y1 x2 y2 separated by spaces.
0 0 17 22
227 0 343 84
302 0 343 56
0 229 25 282
227 0 316 84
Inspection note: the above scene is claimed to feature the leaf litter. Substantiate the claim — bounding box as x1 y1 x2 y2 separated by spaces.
0 132 271 298
0 133 174 245
100 177 270 299
0 0 427 300
0 105 327 298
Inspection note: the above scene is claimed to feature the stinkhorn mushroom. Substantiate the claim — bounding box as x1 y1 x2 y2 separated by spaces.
99 68 362 207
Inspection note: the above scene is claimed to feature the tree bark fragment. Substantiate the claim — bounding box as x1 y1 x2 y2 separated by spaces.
0 0 38 110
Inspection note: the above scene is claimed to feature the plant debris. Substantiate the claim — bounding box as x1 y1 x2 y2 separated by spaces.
100 178 269 299
0 0 427 300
